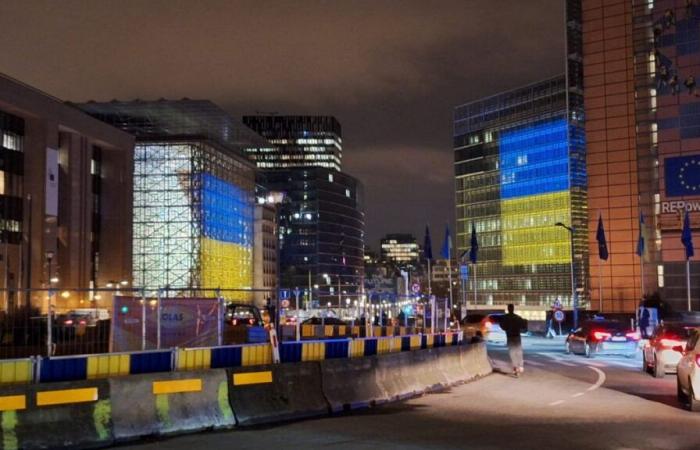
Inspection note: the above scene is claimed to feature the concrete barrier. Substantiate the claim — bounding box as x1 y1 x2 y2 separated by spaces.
410 347 449 392
109 369 233 441
320 356 388 412
436 346 467 385
227 362 328 426
0 379 112 449
375 351 422 401
460 342 492 378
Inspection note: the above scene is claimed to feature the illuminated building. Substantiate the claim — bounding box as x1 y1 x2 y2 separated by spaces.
0 74 133 312
263 169 365 306
380 234 420 268
583 0 700 312
78 100 264 300
242 116 342 171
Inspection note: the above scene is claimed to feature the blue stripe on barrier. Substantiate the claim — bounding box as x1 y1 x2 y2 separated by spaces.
364 338 377 356
437 335 445 348
280 342 302 363
39 357 88 383
130 351 172 374
421 335 427 350
324 340 348 359
211 346 242 368
401 336 411 352
451 334 458 345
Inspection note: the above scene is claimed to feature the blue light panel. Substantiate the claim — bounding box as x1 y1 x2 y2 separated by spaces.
200 173 253 246
499 118 570 199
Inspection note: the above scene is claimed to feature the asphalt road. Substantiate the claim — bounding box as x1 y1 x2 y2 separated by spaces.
118 338 700 450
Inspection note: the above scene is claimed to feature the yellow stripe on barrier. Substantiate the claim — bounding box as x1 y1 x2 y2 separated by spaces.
0 395 26 411
352 326 360 336
302 324 315 338
37 388 98 406
242 343 272 366
426 335 434 348
377 338 391 355
0 359 33 384
232 371 273 386
152 379 202 395
399 327 406 336
349 339 364 358
301 341 325 361
373 326 382 337
176 348 212 371
324 325 334 337
392 336 402 352
410 335 421 350
337 325 346 336
87 354 130 379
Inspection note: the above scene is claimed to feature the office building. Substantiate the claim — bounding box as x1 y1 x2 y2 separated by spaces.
380 234 420 268
583 0 700 312
242 116 342 171
0 73 133 312
78 100 264 300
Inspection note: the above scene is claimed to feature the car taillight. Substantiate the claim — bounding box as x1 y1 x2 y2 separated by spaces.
484 321 492 329
232 319 238 326
593 331 611 340
626 331 641 341
660 338 686 348
64 319 73 326
249 319 254 325
79 320 86 325
696 355 700 368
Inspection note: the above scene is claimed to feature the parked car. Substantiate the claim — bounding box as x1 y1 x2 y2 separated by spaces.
566 318 640 358
301 317 347 326
643 322 697 377
224 303 262 327
676 327 700 411
460 313 507 344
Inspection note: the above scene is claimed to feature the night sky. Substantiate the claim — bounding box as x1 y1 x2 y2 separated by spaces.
0 0 565 249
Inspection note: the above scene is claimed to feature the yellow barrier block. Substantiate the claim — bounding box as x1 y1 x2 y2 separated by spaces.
233 371 273 386
324 325 334 337
426 335 434 348
377 338 390 354
152 379 202 395
242 344 272 366
88 354 130 379
337 325 346 335
399 327 406 336
410 335 421 350
37 388 98 406
349 339 364 358
352 326 360 336
373 326 382 337
302 342 326 361
177 348 212 371
302 324 315 338
392 337 402 352
0 359 33 384
0 395 26 411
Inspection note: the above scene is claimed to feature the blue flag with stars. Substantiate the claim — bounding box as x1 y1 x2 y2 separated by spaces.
665 155 700 197
682 210 694 259
597 214 609 261
441 224 452 260
636 213 645 257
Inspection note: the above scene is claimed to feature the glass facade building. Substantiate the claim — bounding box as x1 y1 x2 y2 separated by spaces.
79 100 261 300
242 116 342 171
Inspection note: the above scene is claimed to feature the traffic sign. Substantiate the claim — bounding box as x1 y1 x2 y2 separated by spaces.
460 264 469 281
279 289 290 300
411 282 421 294
281 299 290 308
553 310 565 322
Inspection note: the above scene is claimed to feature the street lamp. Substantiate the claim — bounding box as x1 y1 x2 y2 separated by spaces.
555 222 578 329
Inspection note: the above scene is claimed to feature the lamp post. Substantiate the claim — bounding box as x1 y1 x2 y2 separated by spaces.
555 222 578 329
45 251 55 356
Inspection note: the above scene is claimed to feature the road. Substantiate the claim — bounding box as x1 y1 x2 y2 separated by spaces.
118 337 700 450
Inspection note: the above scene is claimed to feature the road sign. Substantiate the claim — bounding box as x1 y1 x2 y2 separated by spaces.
279 289 290 300
293 287 301 297
280 299 290 308
411 282 421 293
553 310 565 323
460 264 469 281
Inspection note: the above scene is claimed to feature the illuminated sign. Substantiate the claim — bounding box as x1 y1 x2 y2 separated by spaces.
664 155 700 197
661 200 700 213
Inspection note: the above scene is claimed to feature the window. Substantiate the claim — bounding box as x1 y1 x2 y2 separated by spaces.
2 132 21 151
328 173 334 182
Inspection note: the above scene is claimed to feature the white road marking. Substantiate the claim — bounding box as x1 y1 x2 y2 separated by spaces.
536 352 577 367
586 366 606 391
572 392 584 398
525 359 545 367
548 400 565 406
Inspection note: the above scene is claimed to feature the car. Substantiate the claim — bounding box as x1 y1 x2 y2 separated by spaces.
481 314 507 344
301 317 347 326
224 303 262 327
643 322 697 378
566 319 640 358
460 313 487 340
676 327 700 411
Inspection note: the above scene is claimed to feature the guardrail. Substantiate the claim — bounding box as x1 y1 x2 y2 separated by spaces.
0 332 463 385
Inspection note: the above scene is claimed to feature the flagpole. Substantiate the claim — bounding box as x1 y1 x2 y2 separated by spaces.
447 256 454 316
598 256 602 312
473 263 477 305
687 258 692 312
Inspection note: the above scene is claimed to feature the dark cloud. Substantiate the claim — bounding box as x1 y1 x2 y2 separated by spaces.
0 0 564 248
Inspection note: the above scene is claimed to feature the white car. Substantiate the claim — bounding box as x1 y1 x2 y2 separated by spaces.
643 322 696 378
676 327 700 411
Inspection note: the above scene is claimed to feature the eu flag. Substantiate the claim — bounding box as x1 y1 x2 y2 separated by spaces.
423 225 433 261
596 215 608 261
664 155 700 197
682 210 694 259
636 213 645 257
469 223 479 264
441 224 452 260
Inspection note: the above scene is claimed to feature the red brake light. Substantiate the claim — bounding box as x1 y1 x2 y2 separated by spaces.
484 321 493 329
626 331 641 341
64 319 73 326
232 319 238 326
249 319 254 325
593 331 611 340
660 338 685 348
696 355 700 369
79 320 86 325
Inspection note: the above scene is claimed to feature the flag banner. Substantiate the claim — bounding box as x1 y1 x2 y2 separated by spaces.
596 215 609 260
441 225 452 260
469 222 479 264
665 155 700 197
682 210 694 259
636 213 645 257
112 296 219 351
424 225 433 261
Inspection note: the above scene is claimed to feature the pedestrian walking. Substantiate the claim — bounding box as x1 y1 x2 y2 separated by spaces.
545 310 556 339
500 304 528 377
